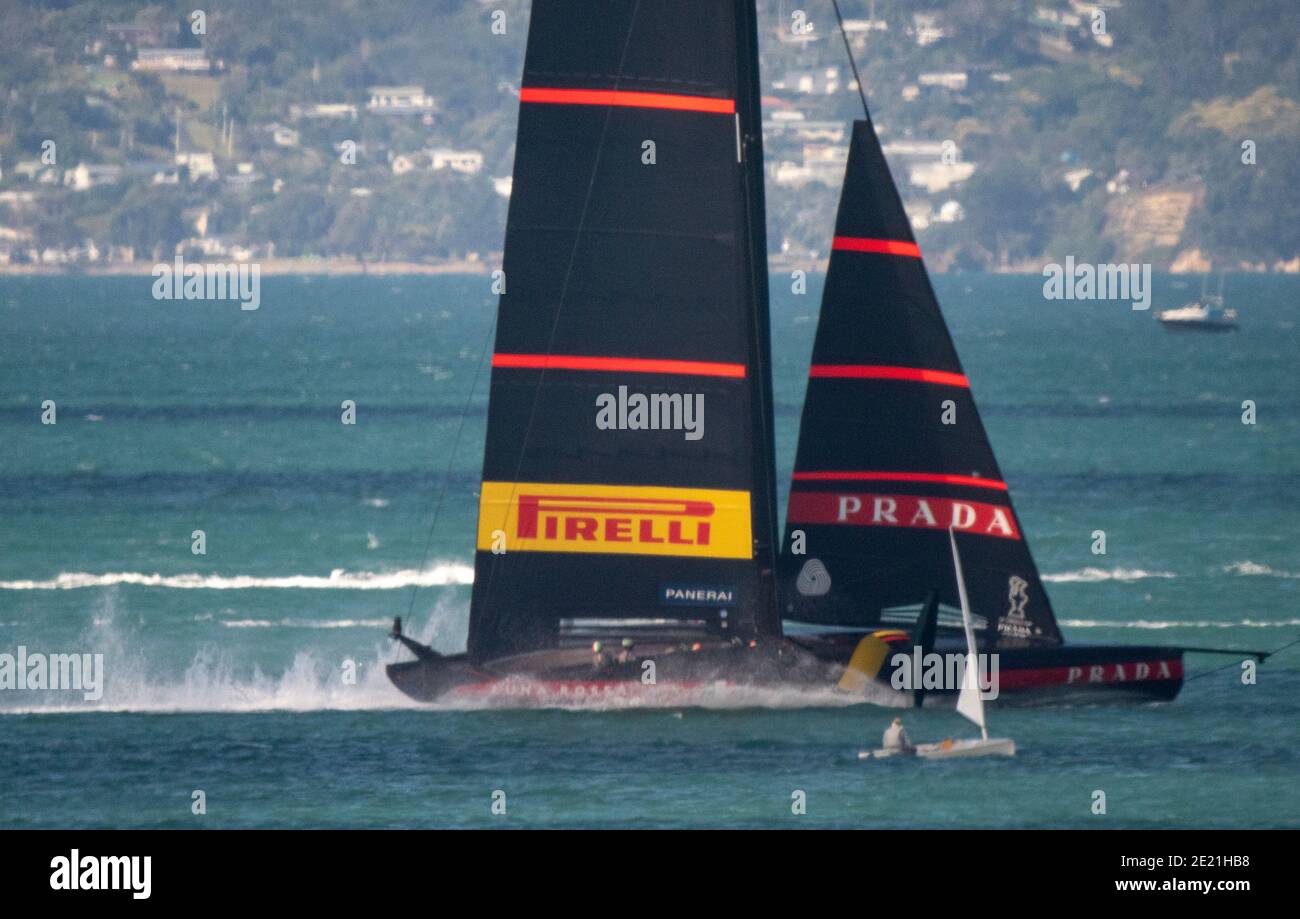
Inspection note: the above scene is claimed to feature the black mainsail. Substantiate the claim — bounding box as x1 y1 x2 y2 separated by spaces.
779 119 1062 649
467 0 780 663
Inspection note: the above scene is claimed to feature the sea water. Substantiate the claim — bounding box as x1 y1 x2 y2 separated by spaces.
0 273 1296 827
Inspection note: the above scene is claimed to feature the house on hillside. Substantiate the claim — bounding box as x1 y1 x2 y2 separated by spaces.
883 140 948 159
391 149 485 176
771 144 848 188
289 103 359 121
366 86 437 116
840 18 888 43
431 149 484 175
911 13 947 46
12 160 47 182
64 163 123 191
0 227 34 265
773 68 842 95
881 141 977 194
270 125 300 147
176 152 217 182
918 72 968 91
132 48 213 73
391 152 431 175
0 190 40 208
908 161 977 194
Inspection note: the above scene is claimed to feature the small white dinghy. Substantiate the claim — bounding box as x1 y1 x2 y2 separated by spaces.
859 529 1016 761
859 737 1016 760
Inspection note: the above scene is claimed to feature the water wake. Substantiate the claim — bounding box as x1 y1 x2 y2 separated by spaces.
0 597 891 714
0 564 474 591
1042 567 1176 583
0 643 421 715
1223 561 1300 579
0 596 460 714
9 560 1289 593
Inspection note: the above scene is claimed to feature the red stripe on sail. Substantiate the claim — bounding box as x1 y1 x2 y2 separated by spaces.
492 353 746 378
809 365 968 387
831 236 922 258
791 471 1008 491
519 87 735 115
786 491 1020 540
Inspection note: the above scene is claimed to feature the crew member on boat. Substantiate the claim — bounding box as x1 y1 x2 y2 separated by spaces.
882 717 916 754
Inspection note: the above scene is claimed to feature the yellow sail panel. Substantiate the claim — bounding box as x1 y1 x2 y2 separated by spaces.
477 482 753 559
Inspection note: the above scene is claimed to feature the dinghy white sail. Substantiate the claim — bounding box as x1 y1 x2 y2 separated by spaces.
932 528 1016 757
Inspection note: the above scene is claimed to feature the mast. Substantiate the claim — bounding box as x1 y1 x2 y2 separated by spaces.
467 1 778 663
735 0 781 637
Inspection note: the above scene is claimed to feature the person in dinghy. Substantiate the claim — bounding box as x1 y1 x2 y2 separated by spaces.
882 717 916 755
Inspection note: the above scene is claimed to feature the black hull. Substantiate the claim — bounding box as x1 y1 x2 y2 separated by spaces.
790 631 1184 705
386 631 1184 706
386 638 840 705
387 654 494 703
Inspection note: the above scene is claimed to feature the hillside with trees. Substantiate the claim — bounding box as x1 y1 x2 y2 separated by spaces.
1 0 1297 271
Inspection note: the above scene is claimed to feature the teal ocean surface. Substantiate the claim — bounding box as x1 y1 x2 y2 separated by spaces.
1 273 1297 828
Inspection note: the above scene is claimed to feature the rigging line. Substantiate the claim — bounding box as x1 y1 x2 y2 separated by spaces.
397 308 498 659
477 0 645 622
830 0 869 120
1185 634 1300 682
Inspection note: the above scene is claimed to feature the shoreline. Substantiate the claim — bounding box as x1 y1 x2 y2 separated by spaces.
0 257 493 277
3 256 1298 277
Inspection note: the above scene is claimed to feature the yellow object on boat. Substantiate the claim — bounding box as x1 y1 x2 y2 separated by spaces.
837 630 904 692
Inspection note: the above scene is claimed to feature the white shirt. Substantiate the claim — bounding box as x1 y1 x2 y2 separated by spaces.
882 723 913 750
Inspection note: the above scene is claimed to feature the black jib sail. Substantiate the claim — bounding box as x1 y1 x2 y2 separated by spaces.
467 1 779 663
779 119 1062 649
